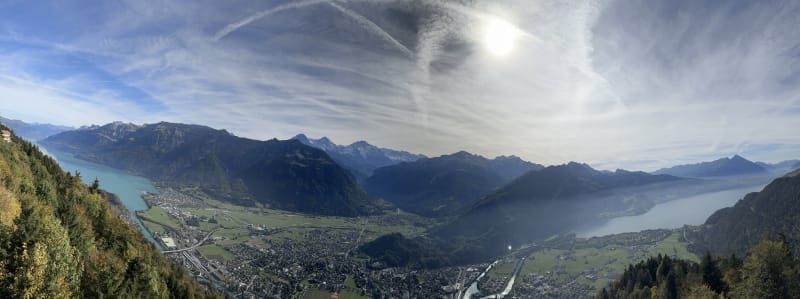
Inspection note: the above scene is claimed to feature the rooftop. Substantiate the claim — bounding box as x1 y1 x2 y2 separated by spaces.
161 237 177 248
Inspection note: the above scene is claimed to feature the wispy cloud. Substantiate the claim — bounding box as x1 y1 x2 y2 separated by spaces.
213 0 331 41
1 0 799 171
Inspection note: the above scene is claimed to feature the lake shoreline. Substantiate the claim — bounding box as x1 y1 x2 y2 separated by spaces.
38 144 164 250
576 184 766 238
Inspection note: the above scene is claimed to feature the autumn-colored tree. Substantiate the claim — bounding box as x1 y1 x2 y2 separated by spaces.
733 239 800 299
0 126 219 298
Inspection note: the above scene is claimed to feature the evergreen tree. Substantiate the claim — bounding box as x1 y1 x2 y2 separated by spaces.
701 251 725 293
662 272 678 299
90 178 100 194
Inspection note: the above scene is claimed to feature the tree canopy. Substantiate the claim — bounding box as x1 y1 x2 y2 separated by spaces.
0 124 220 298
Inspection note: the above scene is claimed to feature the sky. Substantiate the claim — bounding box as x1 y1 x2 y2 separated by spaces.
1 0 799 171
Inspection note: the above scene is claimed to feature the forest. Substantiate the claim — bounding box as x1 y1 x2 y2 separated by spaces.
599 237 800 299
0 124 219 298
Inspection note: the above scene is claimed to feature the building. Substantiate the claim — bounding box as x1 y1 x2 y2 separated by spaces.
1 130 11 142
161 237 177 248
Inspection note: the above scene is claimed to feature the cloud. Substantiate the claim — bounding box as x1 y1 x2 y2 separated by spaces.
0 0 799 171
213 0 331 41
326 2 414 58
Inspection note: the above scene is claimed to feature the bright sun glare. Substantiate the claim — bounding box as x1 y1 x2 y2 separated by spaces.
483 17 516 56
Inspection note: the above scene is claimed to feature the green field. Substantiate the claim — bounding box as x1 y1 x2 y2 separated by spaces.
138 192 429 260
486 259 517 279
141 219 167 234
297 275 370 299
509 233 698 290
138 206 181 230
178 204 426 247
340 275 371 299
197 244 235 261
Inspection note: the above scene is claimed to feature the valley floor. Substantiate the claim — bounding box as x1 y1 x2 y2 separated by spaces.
134 186 699 299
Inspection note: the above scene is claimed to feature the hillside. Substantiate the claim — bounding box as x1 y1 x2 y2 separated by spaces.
361 163 681 265
601 239 800 299
363 151 543 217
0 125 218 298
42 122 379 216
603 169 800 299
654 155 768 177
433 163 681 255
0 116 73 141
292 134 425 180
688 169 800 257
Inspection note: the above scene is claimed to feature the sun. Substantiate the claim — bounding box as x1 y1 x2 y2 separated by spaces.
482 17 517 56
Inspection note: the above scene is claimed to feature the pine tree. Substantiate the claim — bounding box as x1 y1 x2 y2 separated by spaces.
661 272 677 299
701 251 725 293
90 178 100 194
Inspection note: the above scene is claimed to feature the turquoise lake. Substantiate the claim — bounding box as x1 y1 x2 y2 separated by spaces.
39 145 162 250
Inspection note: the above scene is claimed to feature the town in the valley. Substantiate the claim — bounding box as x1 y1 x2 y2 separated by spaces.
133 187 698 299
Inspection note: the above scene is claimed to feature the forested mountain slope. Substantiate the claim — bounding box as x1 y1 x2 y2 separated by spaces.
689 169 800 257
0 125 218 298
42 122 379 216
601 239 800 299
363 151 543 217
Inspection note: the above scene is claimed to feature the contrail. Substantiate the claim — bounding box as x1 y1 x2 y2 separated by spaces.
213 0 330 41
327 1 414 58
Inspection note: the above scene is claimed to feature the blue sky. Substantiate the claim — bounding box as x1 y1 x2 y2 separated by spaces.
1 0 799 171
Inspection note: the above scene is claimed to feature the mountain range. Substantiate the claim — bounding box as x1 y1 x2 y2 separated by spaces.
0 115 73 141
362 163 682 265
292 134 425 180
434 163 681 254
363 151 543 217
653 155 769 177
42 122 379 216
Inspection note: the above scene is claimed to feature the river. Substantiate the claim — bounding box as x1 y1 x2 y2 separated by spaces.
577 185 764 238
39 146 162 250
462 260 498 299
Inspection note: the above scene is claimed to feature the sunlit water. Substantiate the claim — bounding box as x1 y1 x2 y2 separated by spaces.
39 145 162 249
577 185 763 238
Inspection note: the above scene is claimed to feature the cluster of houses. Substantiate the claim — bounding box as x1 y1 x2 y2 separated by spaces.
1 130 11 142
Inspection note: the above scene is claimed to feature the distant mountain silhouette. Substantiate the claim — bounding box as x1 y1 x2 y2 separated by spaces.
488 155 546 181
689 169 800 256
292 134 425 180
0 115 73 141
42 122 379 216
653 155 768 177
756 159 800 173
363 151 543 217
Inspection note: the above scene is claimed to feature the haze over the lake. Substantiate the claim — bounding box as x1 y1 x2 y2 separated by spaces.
2 0 800 170
577 185 762 238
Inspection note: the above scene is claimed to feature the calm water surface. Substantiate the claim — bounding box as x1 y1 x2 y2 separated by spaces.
39 146 161 249
578 185 763 238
